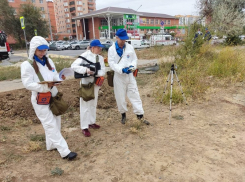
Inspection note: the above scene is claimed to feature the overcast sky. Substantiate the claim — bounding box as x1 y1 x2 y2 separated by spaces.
96 0 199 16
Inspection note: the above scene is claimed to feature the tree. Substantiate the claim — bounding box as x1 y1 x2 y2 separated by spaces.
0 0 49 45
0 0 23 45
18 3 49 41
197 0 245 45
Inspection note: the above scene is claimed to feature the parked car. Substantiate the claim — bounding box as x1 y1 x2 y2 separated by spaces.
70 42 80 50
79 41 90 49
126 40 150 49
61 41 72 50
48 42 62 51
239 35 245 40
71 41 90 50
101 43 112 51
212 36 218 40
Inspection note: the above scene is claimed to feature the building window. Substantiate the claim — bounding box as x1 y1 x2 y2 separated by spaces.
65 13 69 17
8 0 14 2
64 2 68 6
21 0 26 1
39 0 43 3
146 19 149 24
67 30 71 33
155 19 158 25
66 19 70 23
40 7 44 11
150 19 154 24
64 8 68 12
78 12 83 15
67 24 70 28
77 1 82 5
70 7 75 12
101 19 107 26
72 24 75 27
41 14 45 18
69 1 75 5
168 20 171 24
77 7 82 11
31 0 35 2
73 30 76 33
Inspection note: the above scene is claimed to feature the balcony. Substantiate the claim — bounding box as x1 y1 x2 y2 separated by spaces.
88 2 94 5
70 7 75 12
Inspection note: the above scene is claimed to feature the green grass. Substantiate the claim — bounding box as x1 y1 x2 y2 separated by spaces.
0 57 75 81
155 44 245 103
0 66 21 81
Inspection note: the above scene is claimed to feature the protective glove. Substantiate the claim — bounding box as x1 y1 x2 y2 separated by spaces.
122 67 130 74
128 65 135 71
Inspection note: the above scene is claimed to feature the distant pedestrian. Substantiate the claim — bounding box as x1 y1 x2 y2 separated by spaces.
204 28 212 41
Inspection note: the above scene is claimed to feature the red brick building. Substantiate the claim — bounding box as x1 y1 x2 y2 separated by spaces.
73 7 185 41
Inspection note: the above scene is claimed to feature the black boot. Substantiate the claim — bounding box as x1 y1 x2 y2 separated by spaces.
137 114 150 125
121 113 126 124
63 152 77 160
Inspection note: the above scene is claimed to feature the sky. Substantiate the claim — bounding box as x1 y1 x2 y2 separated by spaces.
96 0 199 16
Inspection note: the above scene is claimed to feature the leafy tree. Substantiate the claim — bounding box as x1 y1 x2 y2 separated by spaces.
197 0 245 45
0 0 49 45
0 0 23 45
63 37 69 41
18 3 49 41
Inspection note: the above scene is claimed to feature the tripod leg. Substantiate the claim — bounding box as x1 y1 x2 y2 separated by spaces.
169 70 174 125
174 71 191 115
161 70 171 103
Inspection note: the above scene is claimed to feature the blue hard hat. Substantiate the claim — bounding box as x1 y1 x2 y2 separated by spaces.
37 44 49 50
90 39 104 47
115 29 129 40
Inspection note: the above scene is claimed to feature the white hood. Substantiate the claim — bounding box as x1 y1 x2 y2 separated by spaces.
28 36 49 61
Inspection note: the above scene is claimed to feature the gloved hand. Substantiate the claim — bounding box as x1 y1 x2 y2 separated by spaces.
122 67 130 74
128 65 135 71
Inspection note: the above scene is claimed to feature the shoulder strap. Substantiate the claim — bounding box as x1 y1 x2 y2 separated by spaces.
114 43 126 64
28 60 44 82
78 56 94 65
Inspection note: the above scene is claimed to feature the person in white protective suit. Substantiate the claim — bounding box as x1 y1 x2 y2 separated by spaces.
71 39 105 137
108 29 150 125
21 36 77 160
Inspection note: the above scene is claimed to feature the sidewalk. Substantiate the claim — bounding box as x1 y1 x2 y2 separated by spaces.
0 59 158 93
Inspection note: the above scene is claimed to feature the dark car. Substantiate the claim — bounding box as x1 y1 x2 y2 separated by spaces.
101 43 112 51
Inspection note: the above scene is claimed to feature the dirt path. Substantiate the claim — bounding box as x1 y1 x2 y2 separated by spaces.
1 74 245 182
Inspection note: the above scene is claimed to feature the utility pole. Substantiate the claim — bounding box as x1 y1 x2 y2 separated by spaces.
47 2 53 41
133 5 142 39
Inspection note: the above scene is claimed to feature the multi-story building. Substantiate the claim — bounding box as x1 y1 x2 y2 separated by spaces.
175 15 205 26
7 0 96 41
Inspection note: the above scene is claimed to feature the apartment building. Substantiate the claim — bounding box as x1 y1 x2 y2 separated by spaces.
7 0 96 41
175 15 205 26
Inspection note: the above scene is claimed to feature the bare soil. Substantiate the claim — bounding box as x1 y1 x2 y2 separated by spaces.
1 74 245 182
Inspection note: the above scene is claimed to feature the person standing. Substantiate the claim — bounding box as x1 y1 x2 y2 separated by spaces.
21 36 77 160
204 28 212 41
108 29 150 125
71 40 105 137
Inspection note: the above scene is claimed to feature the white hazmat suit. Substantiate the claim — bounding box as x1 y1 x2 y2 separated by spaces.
21 36 71 158
108 42 144 115
71 50 105 129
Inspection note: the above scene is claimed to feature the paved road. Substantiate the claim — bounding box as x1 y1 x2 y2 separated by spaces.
0 49 158 92
0 49 86 66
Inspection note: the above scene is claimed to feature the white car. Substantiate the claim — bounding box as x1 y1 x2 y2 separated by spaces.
239 35 245 40
212 36 218 40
